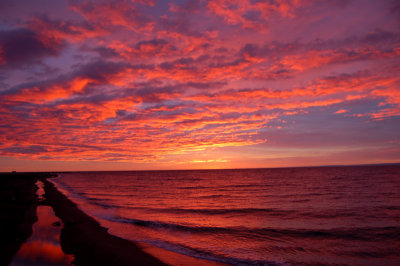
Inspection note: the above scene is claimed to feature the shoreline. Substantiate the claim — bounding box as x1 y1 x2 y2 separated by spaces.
2 173 165 265
2 173 227 266
40 176 167 265
46 175 226 266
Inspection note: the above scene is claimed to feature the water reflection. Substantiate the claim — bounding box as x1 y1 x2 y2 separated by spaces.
11 181 73 266
36 179 45 202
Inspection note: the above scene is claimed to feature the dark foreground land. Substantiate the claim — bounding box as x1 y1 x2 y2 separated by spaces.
0 173 39 265
0 172 165 266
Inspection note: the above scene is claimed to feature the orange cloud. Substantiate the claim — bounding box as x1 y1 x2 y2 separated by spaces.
270 47 399 73
335 109 348 114
70 0 154 32
28 16 105 42
206 0 308 30
7 77 91 104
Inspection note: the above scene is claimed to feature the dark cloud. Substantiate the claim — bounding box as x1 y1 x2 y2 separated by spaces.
134 85 184 103
0 59 136 102
185 81 226 90
0 28 64 68
133 38 177 57
242 10 263 23
158 14 206 38
239 41 300 59
389 0 400 19
1 145 48 155
170 0 205 13
160 57 196 70
92 46 120 58
135 38 168 49
29 15 100 40
72 59 128 83
69 0 152 31
259 111 400 149
360 29 399 44
240 28 400 60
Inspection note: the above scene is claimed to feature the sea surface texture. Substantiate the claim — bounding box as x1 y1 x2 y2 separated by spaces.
52 166 400 265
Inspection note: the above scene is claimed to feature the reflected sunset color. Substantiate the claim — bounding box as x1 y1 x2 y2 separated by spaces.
51 167 400 265
11 206 73 266
11 181 74 265
0 0 399 171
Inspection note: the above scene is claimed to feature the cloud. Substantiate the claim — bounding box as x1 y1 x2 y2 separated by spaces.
1 59 134 104
206 0 309 30
0 28 64 68
28 15 104 42
99 38 178 60
69 0 153 32
0 0 399 167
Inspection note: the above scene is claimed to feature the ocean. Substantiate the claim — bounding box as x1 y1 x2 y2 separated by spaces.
51 166 400 265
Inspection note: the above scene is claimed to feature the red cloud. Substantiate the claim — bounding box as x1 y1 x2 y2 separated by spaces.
206 0 309 30
0 28 63 67
69 0 154 32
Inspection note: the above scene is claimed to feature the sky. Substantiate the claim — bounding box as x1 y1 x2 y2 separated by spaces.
0 0 399 171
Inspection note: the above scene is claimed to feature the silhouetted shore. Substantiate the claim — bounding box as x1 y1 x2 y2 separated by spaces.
0 172 165 265
0 173 39 264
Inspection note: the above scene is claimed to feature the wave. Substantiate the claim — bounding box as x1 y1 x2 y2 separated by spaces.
88 203 296 216
114 216 400 241
78 196 400 222
85 200 399 221
53 183 400 224
151 207 293 215
138 238 286 266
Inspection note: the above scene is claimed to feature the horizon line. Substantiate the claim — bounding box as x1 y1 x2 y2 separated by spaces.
2 162 399 174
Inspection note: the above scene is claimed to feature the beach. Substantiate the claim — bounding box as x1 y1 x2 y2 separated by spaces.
43 167 400 265
2 167 400 265
1 173 165 265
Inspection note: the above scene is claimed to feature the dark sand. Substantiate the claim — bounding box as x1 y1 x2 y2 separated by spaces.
40 178 165 265
0 173 39 265
1 173 165 266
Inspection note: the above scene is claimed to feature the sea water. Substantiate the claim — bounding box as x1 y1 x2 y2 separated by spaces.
51 166 400 265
